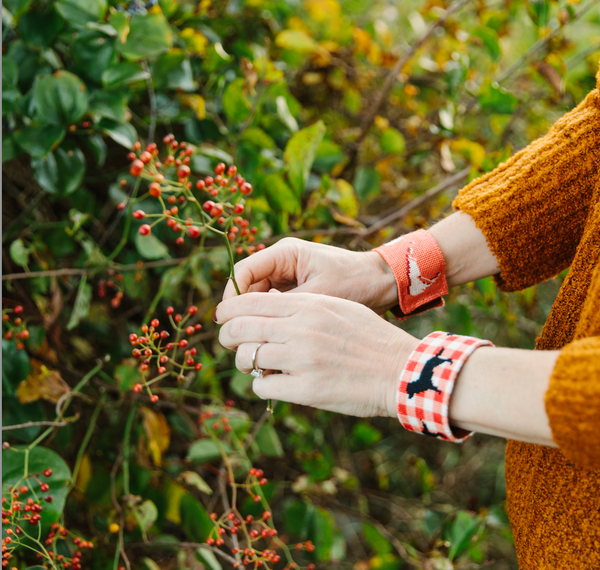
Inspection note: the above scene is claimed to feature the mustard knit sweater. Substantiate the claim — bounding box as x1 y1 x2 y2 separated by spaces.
453 66 600 567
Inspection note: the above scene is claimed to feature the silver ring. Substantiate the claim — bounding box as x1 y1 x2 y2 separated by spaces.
250 343 265 378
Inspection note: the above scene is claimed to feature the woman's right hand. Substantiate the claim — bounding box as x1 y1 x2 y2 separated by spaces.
222 237 398 314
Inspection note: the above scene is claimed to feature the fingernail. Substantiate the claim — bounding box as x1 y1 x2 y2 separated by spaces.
212 307 218 323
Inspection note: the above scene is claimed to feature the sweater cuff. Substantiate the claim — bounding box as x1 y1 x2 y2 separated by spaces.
545 336 600 470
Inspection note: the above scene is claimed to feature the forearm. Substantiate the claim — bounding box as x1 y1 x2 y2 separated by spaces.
449 346 559 447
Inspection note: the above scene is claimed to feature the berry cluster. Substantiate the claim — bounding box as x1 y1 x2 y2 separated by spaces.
204 471 316 570
121 137 265 256
97 269 125 308
129 305 203 401
2 306 29 350
2 470 92 569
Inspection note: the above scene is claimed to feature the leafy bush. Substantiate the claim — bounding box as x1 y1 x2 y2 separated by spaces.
2 0 599 568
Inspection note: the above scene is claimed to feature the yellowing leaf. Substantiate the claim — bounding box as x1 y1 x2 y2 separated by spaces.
276 30 320 54
140 407 171 467
180 28 208 55
163 479 187 524
304 0 340 22
17 361 70 404
178 470 214 495
450 139 486 168
75 454 92 493
332 179 358 218
179 94 205 120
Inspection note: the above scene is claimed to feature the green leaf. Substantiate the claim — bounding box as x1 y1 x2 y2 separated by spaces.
13 124 65 158
9 238 30 268
314 139 344 173
179 494 213 542
350 421 382 449
178 471 213 495
330 179 358 218
18 6 64 49
222 78 251 124
102 62 149 89
353 166 381 200
2 339 31 393
230 370 258 400
284 120 326 195
135 231 170 260
100 119 137 149
66 277 92 330
262 172 300 214
186 439 231 464
32 143 86 196
446 511 484 560
141 559 160 570
2 56 19 89
240 127 276 149
363 522 392 555
89 90 128 123
471 26 501 61
86 132 107 167
479 82 518 114
33 71 88 126
2 446 71 531
255 422 284 458
151 49 197 91
72 30 116 83
2 395 44 442
2 134 22 163
311 507 335 561
135 499 158 531
276 95 299 132
380 128 406 154
369 554 402 570
528 0 551 27
25 566 47 570
120 13 172 61
55 0 107 27
195 549 222 570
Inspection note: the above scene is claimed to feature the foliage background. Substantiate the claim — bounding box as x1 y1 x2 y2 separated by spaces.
2 0 600 568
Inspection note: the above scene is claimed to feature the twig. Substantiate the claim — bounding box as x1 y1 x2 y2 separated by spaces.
361 167 471 237
142 60 157 144
348 0 472 164
243 408 272 452
495 0 600 84
2 420 68 431
129 541 237 565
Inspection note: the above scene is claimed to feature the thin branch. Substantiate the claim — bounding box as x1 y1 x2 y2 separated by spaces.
129 541 237 565
351 0 472 154
243 408 272 452
2 420 68 431
495 0 600 84
142 60 157 143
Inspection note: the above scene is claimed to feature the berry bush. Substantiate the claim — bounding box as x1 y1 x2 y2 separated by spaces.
2 0 598 569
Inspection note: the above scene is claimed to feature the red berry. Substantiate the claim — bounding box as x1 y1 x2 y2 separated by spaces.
227 165 237 177
44 469 52 477
203 200 215 212
263 511 271 520
195 363 203 371
133 383 142 393
129 333 138 343
253 496 261 503
150 395 159 403
133 142 141 150
130 159 144 177
215 162 226 175
151 319 159 328
133 210 145 219
117 202 126 211
175 237 185 246
257 244 265 251
233 204 244 214
166 307 174 315
205 176 214 186
187 226 201 238
240 182 252 195
45 495 53 503
196 180 206 190
14 306 23 314
217 216 225 225
40 483 50 492
210 203 224 217
179 339 188 348
19 329 29 340
186 326 194 335
139 224 151 236
149 182 161 198
188 305 198 315
140 151 152 164
177 165 191 179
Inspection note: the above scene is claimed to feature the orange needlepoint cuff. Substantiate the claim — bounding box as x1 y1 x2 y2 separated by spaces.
374 229 448 320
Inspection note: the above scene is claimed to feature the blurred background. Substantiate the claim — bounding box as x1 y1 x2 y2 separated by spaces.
3 0 600 568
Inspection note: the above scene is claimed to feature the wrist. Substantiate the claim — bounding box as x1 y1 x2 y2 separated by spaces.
384 331 419 418
366 251 399 313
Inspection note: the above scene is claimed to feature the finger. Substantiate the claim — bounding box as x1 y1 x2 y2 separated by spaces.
219 315 292 349
223 276 271 300
252 372 296 401
216 291 311 324
221 243 298 300
235 342 289 374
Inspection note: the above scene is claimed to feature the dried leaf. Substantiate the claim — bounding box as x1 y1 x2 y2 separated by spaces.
17 360 70 404
140 407 171 467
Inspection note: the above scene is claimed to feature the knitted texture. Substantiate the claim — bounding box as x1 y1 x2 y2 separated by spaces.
374 229 448 319
397 331 492 442
452 65 600 567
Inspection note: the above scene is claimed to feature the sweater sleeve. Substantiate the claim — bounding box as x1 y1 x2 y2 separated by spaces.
452 85 600 292
545 336 600 470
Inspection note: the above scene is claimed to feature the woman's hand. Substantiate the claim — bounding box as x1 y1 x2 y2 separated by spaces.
216 291 419 417
222 238 398 315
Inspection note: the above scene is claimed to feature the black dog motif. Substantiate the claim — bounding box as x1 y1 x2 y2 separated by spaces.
406 347 453 399
421 420 448 440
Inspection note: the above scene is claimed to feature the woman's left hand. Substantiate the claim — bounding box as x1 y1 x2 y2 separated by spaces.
215 292 419 418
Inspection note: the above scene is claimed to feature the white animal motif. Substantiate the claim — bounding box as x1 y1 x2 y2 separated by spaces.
407 247 440 296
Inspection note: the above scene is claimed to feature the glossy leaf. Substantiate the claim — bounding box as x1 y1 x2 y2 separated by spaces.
255 421 284 458
18 6 64 48
33 71 88 126
102 62 149 89
446 511 485 560
32 143 86 196
284 120 326 195
120 13 172 61
262 172 300 214
100 119 137 149
135 231 170 260
179 494 213 542
55 0 107 27
13 125 65 158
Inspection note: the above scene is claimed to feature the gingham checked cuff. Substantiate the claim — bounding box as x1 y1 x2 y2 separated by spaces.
374 230 448 321
397 331 494 442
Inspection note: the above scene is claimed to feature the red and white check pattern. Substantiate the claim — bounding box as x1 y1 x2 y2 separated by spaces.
397 331 493 442
374 229 449 320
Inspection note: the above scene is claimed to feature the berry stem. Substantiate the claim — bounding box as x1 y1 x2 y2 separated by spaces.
107 177 143 262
